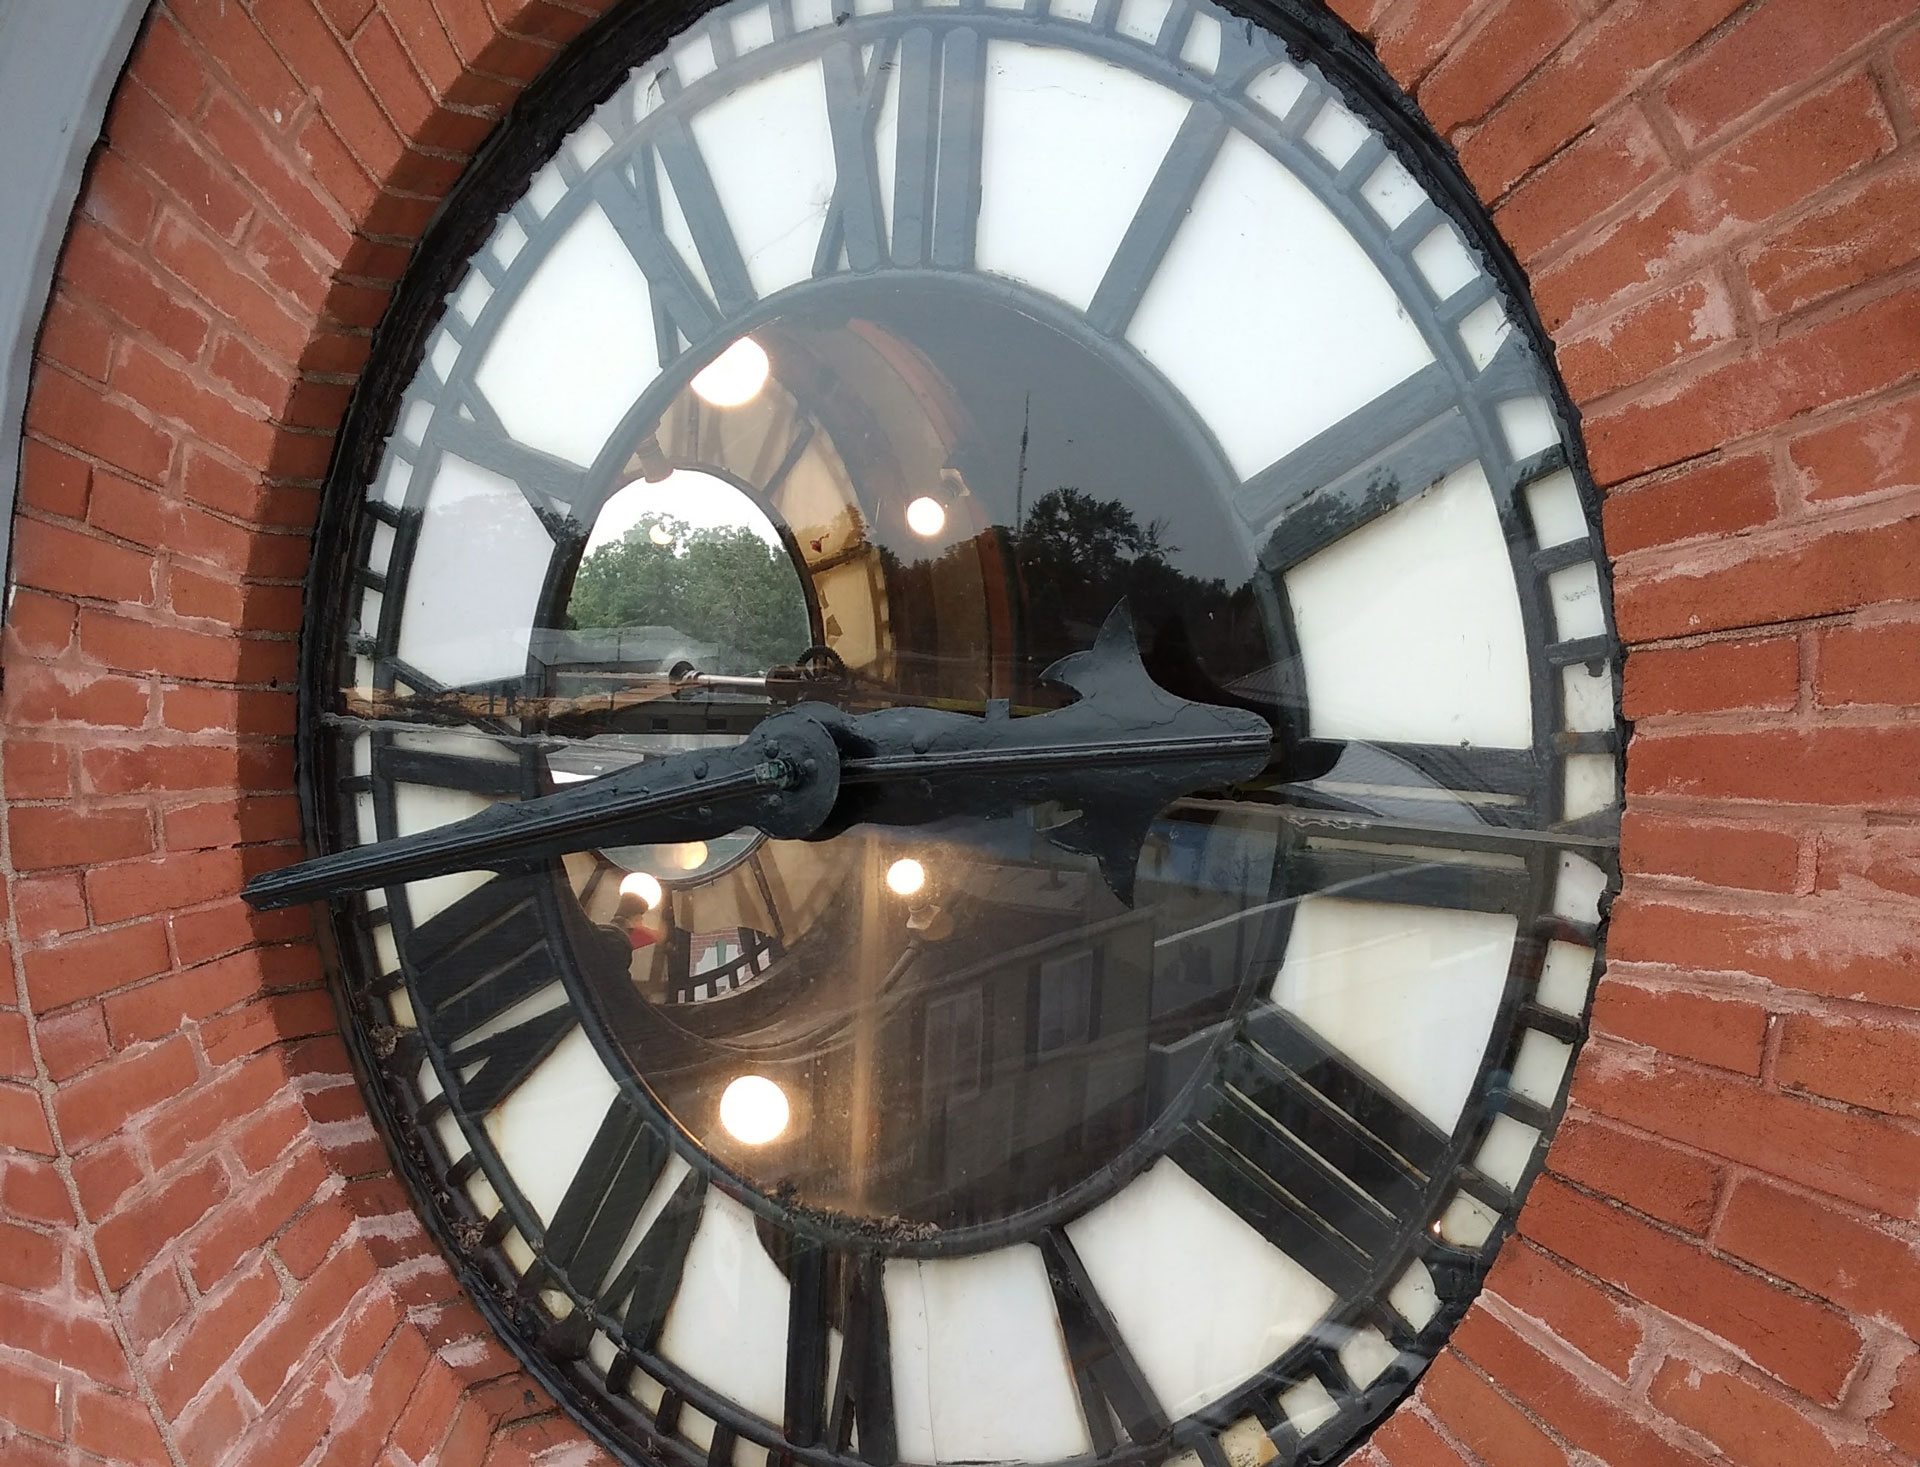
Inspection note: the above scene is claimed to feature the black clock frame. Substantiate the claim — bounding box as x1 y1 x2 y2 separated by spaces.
294 2 1624 1466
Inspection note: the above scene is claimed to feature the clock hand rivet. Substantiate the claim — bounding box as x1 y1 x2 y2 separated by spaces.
693 760 709 779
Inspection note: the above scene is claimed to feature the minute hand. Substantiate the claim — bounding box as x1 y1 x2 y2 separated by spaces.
242 603 1272 911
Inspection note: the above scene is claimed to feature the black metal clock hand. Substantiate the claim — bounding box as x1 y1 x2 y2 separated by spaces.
243 604 1273 911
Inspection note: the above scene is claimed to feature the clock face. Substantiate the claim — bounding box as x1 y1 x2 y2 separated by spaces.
304 0 1621 1464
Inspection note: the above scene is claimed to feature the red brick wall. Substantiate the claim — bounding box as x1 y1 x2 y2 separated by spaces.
1 1 1917 1464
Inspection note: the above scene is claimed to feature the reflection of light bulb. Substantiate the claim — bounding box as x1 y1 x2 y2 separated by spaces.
648 523 674 546
675 841 709 871
619 871 662 909
690 337 770 407
720 1075 789 1144
905 496 946 537
886 858 926 897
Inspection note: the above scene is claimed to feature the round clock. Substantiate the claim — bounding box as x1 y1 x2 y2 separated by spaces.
271 0 1622 1463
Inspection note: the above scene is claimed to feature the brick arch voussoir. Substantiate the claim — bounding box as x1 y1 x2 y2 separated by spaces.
1 3 623 1465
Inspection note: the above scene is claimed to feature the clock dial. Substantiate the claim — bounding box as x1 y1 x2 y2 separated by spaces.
300 1 1621 1465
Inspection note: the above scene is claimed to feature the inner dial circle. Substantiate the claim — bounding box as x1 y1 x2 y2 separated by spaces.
554 280 1288 1240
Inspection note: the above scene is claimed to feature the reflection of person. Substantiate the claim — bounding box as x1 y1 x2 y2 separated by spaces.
612 881 661 950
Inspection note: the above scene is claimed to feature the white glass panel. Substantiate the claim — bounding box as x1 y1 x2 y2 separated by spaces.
1458 295 1512 372
1067 1158 1335 1419
1219 1417 1275 1467
1473 1114 1539 1191
376 455 411 506
400 398 433 445
1180 12 1221 72
1285 463 1533 749
1052 0 1098 22
484 1027 615 1225
1554 853 1607 927
490 215 529 269
428 331 459 383
1563 662 1614 731
1271 897 1516 1132
694 61 836 299
1245 63 1308 121
676 33 718 84
658 151 717 303
473 205 662 467
1438 1192 1498 1248
1279 1376 1338 1434
793 0 835 29
1564 754 1618 820
1536 940 1597 1016
731 4 775 52
1116 0 1172 43
394 454 554 687
659 1191 791 1425
1548 561 1605 644
1128 131 1433 479
1412 222 1480 300
976 44 1190 312
452 270 494 325
1524 468 1586 547
1338 1326 1397 1387
566 119 616 172
527 161 568 217
1304 100 1371 169
394 785 495 922
1387 1260 1438 1329
1511 1029 1573 1108
1361 153 1422 227
885 1247 1090 1462
1498 395 1561 461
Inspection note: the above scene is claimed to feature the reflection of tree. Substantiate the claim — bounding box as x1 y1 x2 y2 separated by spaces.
566 514 811 675
1010 488 1265 708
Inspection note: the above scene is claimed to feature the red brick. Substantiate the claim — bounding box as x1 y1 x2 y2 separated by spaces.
1451 1310 1708 1467
1590 981 1769 1076
0 1292 133 1388
70 1137 142 1216
168 0 308 122
1558 273 1739 404
1602 452 1778 557
0 1356 66 1442
37 295 116 383
1744 159 1920 321
1417 0 1579 136
59 220 214 361
491 0 604 47
37 1004 111 1081
151 1259 281 1415
105 84 256 244
1775 1012 1920 1120
164 794 303 852
10 517 157 604
1816 825 1920 902
1881 1351 1920 1457
201 989 339 1067
120 1256 191 1348
71 1385 171 1467
7 592 81 667
9 803 154 872
79 148 162 247
0 1219 65 1293
151 208 309 362
199 87 355 263
1789 388 1920 506
110 337 276 465
1622 637 1798 718
0 1010 31 1081
26 370 175 484
0 1156 75 1227
1577 1038 1920 1220
353 11 442 144
170 896 311 967
1817 616 1920 707
77 607 283 684
1459 0 1749 198
1614 893 1919 1007
22 919 172 1011
256 0 408 178
88 848 258 929
86 470 169 550
323 1317 435 1466
2 743 73 804
1622 509 1920 643
1661 0 1916 149
234 1373 345 1467
174 1381 251 1467
1483 1242 1643 1378
1650 1359 1898 1467
1719 1173 1920 1335
1420 1352 1568 1467
1630 723 1920 808
53 1035 197 1151
16 438 93 518
1621 812 1801 894
143 1053 292 1173
1546 1114 1724 1234
93 1159 231 1292
1522 1173 1863 1401
187 1145 334 1290
1589 271 1919 486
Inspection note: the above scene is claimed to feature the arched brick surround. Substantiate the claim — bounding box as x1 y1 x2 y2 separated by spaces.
3 0 1918 1462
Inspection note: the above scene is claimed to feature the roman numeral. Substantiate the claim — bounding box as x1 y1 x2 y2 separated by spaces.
892 27 985 271
595 121 753 361
534 1095 674 1304
406 876 576 1117
434 396 600 529
785 1242 897 1464
1041 1228 1169 1453
1086 103 1230 337
817 38 893 275
1239 362 1477 566
1288 738 1547 828
592 1164 707 1397
1173 1004 1450 1299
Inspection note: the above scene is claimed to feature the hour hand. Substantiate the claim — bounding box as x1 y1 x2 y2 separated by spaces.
241 714 842 910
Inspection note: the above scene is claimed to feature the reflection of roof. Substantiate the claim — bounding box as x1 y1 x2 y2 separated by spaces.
527 626 717 670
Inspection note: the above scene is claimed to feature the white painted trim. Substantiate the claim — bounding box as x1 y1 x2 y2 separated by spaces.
0 0 150 589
